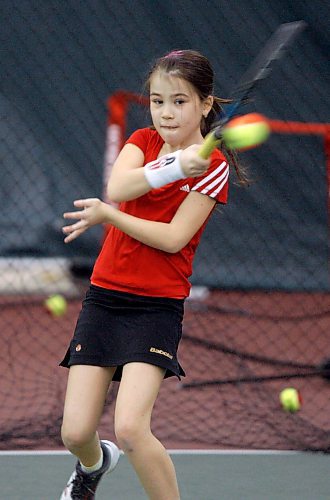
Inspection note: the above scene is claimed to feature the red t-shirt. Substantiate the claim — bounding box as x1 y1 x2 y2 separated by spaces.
91 128 229 298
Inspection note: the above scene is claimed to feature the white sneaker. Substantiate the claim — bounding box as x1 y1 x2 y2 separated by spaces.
60 440 120 499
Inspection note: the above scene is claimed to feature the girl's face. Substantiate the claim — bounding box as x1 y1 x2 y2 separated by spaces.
149 70 212 149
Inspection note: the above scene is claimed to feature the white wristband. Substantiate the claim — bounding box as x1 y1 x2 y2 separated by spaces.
144 150 186 188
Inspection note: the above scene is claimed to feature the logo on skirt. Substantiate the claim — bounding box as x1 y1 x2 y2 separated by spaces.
150 347 173 360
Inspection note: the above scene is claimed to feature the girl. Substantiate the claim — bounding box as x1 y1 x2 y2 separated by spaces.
59 49 244 500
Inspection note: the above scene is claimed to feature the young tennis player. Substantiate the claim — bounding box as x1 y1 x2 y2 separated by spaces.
59 49 244 499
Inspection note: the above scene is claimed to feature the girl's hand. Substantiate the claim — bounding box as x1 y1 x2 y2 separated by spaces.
62 198 113 243
180 144 210 178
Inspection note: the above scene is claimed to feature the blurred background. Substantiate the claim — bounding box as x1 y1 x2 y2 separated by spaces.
0 0 329 452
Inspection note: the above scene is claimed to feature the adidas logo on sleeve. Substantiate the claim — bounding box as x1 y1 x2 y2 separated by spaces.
180 184 190 192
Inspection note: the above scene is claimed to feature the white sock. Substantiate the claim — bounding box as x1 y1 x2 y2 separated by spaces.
80 449 103 474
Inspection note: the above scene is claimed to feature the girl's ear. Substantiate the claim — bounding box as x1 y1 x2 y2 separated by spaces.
203 96 214 117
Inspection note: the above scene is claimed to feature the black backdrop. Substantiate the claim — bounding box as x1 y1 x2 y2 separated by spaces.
1 0 329 290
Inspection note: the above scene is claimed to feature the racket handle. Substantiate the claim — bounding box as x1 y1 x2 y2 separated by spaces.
198 131 222 159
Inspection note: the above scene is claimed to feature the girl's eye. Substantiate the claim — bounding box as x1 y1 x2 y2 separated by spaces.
175 99 185 105
151 99 163 105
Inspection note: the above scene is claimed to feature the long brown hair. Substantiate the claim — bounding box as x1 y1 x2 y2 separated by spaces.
145 49 248 185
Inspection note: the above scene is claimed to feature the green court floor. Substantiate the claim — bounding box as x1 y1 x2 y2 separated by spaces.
1 450 329 500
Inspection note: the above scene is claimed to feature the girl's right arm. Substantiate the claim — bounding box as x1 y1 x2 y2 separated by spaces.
106 144 151 202
107 143 210 203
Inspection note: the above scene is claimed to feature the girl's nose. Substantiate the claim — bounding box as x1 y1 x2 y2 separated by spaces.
161 105 174 119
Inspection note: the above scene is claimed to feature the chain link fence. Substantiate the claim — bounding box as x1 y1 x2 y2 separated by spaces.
1 0 329 451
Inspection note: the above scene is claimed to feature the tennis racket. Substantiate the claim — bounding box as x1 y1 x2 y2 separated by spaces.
199 21 307 159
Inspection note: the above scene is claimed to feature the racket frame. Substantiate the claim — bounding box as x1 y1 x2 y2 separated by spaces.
199 21 307 158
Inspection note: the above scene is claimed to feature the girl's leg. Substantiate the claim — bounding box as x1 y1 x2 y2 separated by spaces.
61 364 116 465
115 362 180 500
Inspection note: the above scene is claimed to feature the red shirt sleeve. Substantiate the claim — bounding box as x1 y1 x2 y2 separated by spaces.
191 150 229 204
125 128 165 163
125 128 150 152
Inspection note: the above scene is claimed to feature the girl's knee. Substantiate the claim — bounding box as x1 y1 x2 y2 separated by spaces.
61 423 94 451
115 419 149 453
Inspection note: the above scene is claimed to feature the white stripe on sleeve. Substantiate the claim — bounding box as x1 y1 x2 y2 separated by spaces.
209 169 229 198
191 161 229 197
191 161 227 191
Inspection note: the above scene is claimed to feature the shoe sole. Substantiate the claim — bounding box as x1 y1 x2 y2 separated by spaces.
101 440 120 473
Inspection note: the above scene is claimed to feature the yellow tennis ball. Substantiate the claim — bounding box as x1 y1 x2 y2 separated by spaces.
279 387 302 412
222 112 271 151
45 294 67 317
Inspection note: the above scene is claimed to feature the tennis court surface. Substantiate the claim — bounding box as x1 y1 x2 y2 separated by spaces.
1 449 330 500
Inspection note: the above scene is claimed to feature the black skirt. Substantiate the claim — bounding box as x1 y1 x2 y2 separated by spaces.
60 285 186 380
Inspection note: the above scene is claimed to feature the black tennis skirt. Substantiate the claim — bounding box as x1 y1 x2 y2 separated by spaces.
60 285 186 380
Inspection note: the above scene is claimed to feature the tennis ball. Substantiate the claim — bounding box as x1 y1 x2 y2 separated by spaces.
45 294 67 317
279 387 302 412
222 112 271 151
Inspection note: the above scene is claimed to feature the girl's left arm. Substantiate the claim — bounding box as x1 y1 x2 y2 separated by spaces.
62 192 216 252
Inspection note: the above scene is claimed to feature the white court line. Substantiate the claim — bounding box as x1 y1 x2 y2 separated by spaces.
0 449 301 456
